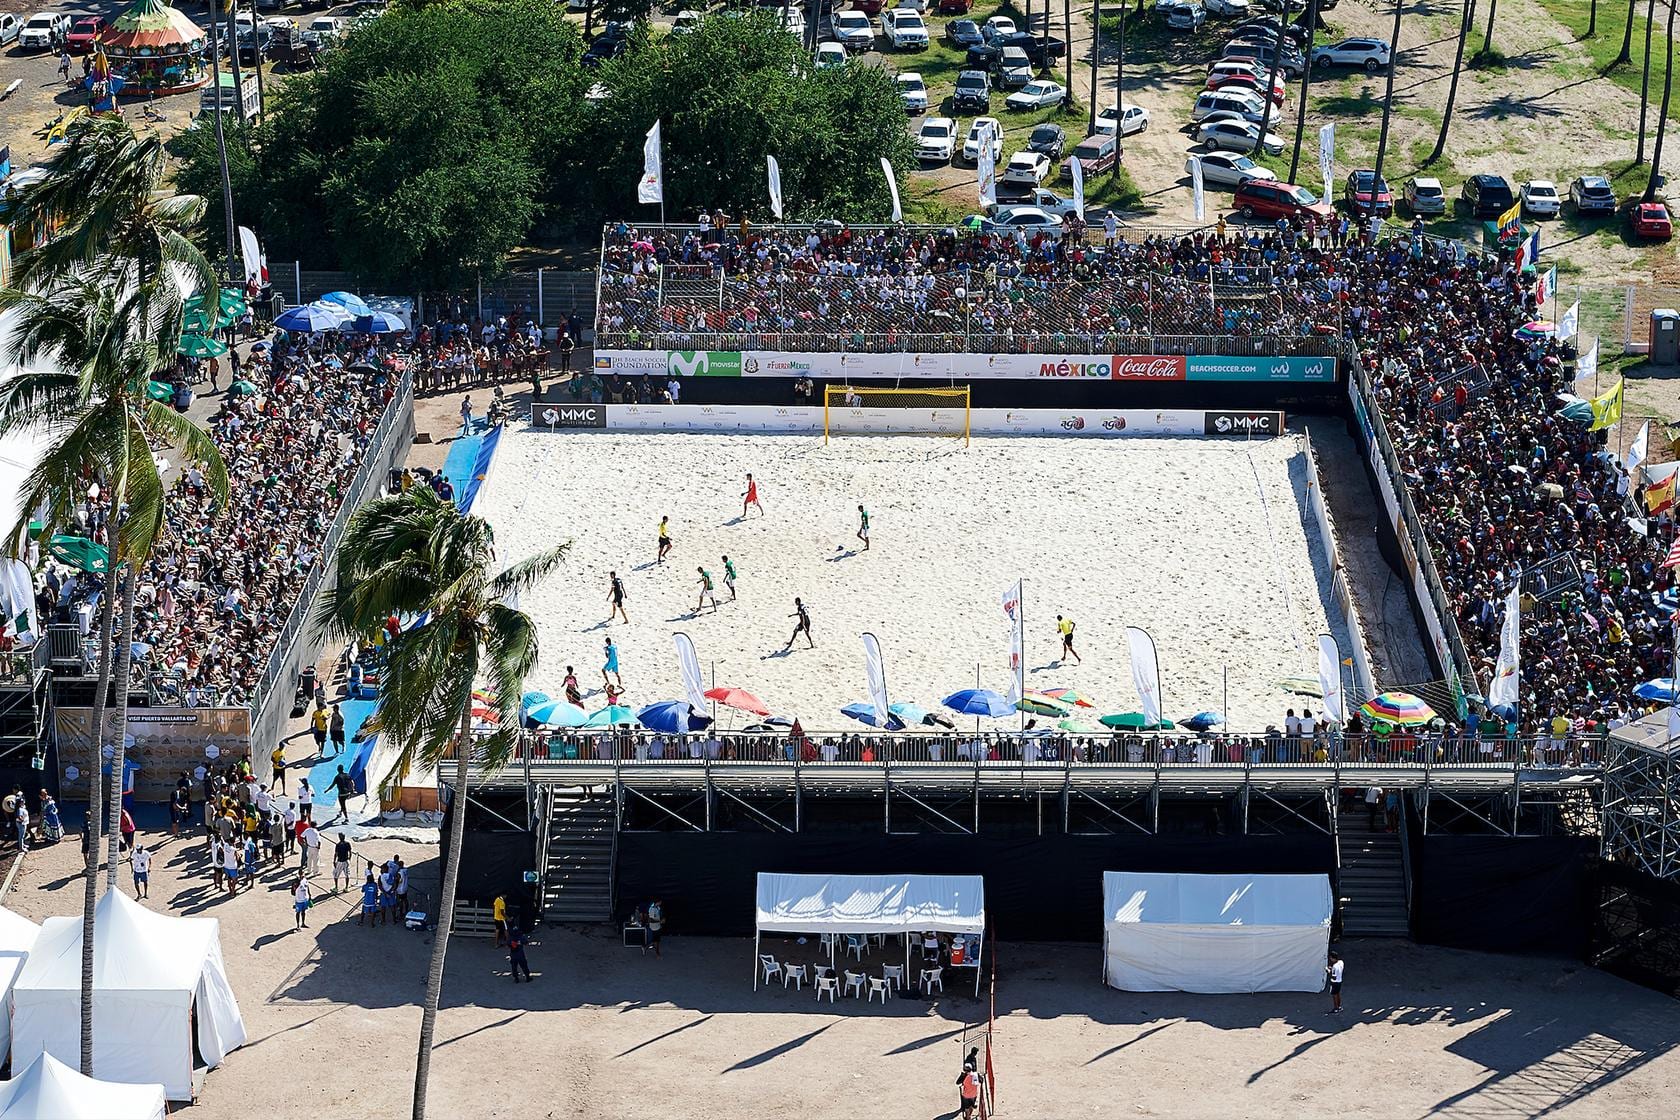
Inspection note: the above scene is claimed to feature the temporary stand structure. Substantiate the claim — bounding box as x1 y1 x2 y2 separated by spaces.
0 905 39 1063
1102 871 1332 993
0 1053 165 1120
754 872 987 996
11 889 246 1100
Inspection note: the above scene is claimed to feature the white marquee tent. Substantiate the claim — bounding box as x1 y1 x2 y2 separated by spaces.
1102 871 1332 994
11 889 246 1100
754 873 986 994
0 1052 165 1120
0 905 39 1063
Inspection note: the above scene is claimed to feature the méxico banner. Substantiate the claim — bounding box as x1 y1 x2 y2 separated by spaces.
593 351 1338 382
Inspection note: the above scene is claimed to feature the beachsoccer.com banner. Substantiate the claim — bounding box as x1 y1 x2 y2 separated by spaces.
593 350 1338 383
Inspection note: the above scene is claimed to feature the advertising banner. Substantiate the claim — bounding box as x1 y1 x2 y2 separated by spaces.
586 406 1285 438
595 351 1337 383
536 404 607 429
56 706 252 803
1185 356 1337 382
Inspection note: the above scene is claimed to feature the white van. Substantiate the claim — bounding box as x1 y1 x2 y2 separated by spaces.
1191 88 1273 125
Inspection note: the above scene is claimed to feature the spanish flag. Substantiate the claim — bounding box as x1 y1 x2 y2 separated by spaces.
1645 471 1676 516
1497 200 1523 241
1589 378 1623 432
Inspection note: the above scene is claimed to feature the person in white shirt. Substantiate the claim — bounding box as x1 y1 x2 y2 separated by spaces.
131 844 152 898
293 876 312 929
666 377 681 404
1326 952 1344 1013
297 778 314 822
301 823 321 877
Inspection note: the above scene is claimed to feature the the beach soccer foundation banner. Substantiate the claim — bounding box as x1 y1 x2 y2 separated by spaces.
594 350 1338 383
572 405 1286 437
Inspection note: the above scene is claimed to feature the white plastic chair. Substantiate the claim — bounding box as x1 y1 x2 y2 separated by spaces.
812 964 835 982
783 963 808 991
882 963 905 993
920 967 943 994
846 934 866 961
844 970 866 999
815 975 840 1003
760 955 781 987
867 976 890 1004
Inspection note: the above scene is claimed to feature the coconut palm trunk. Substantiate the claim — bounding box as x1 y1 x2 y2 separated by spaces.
1254 19 1288 157
1290 0 1322 182
1088 0 1099 133
1430 0 1475 164
1646 0 1674 201
104 569 137 890
1617 0 1638 65
1063 0 1073 107
1478 0 1498 57
1372 0 1404 195
1637 0 1657 161
411 709 473 1120
79 565 115 1075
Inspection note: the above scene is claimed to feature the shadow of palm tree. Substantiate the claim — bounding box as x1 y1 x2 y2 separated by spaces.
1466 93 1566 121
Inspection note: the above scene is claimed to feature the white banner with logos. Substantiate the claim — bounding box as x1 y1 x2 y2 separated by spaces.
547 405 1285 437
593 350 1337 383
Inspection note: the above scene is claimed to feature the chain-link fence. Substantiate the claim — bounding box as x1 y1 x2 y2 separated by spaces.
267 263 600 333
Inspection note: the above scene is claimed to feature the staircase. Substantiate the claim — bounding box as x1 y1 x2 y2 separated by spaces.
1336 805 1410 937
542 791 616 924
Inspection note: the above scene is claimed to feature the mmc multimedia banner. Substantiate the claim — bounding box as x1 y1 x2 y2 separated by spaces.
593 350 1338 383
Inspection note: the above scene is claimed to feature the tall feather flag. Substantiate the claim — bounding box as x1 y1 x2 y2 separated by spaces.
672 632 708 713
881 157 902 222
1001 581 1023 704
1125 626 1162 726
1317 122 1334 200
976 123 997 209
1487 585 1521 713
1317 634 1345 724
1069 147 1086 221
637 120 664 204
862 633 890 727
766 154 784 220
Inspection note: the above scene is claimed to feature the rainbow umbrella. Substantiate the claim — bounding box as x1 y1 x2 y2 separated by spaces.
1359 691 1436 726
1017 691 1073 716
1043 687 1098 708
1513 320 1555 340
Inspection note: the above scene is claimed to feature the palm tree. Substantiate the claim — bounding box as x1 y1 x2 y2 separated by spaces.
1477 0 1498 58
1617 0 1638 65
1063 0 1073 110
1290 0 1322 182
313 489 567 1120
1253 17 1289 158
1113 1 1127 168
1430 0 1476 164
1372 0 1405 197
1646 0 1674 201
1088 0 1099 134
1589 0 1599 35
1637 0 1657 161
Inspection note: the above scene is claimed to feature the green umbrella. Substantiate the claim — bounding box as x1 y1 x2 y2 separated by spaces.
1098 711 1176 731
229 378 258 397
1057 717 1100 734
49 534 108 573
181 308 230 334
185 288 248 318
177 333 228 359
145 380 174 402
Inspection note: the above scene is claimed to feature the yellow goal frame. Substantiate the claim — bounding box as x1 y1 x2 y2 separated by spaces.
822 385 972 446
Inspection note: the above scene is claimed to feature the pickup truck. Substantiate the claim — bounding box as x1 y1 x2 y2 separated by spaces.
989 187 1080 218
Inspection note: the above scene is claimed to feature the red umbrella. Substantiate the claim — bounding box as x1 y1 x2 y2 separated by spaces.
704 687 771 716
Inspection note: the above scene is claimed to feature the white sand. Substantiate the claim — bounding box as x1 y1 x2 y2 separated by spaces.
475 430 1350 731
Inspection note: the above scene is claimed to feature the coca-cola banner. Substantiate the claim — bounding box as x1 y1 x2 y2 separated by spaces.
699 351 1338 381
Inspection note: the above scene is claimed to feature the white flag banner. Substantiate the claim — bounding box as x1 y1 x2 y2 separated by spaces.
1487 585 1521 712
638 120 664 204
1578 342 1598 387
672 632 708 713
1318 122 1335 200
1317 634 1345 724
862 632 890 727
1070 148 1086 221
1558 299 1580 341
881 157 902 222
1628 419 1651 473
766 154 784 220
237 225 266 287
1189 157 1205 222
977 126 997 208
1125 626 1162 726
1001 581 1023 704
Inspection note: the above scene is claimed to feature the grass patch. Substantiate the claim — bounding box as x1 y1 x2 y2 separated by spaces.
1533 0 1668 100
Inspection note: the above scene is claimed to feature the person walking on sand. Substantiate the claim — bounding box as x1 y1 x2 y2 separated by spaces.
722 555 738 601
784 597 814 651
509 928 532 982
695 567 719 614
957 1056 982 1119
607 570 630 623
1056 615 1081 665
856 505 871 551
332 766 356 825
222 839 240 895
1327 952 1344 1014
461 395 473 432
329 702 346 759
333 832 352 893
131 843 151 899
293 875 312 930
656 516 673 564
564 666 582 707
602 636 623 689
742 473 763 518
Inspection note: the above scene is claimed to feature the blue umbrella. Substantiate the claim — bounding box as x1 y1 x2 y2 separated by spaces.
275 302 350 333
350 311 406 334
521 690 551 709
638 700 712 734
889 701 955 729
1180 711 1224 732
1633 678 1675 703
582 704 638 728
942 688 1015 718
841 702 906 731
528 700 589 727
320 290 372 316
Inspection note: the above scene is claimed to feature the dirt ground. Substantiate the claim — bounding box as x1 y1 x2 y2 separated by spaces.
2 820 1677 1119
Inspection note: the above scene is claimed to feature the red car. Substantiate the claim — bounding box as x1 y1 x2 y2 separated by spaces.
1234 180 1336 222
854 0 884 13
936 0 971 11
1631 201 1673 240
1342 168 1394 217
1205 71 1286 105
65 15 104 53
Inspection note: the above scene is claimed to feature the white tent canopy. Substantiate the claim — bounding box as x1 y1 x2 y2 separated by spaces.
0 1052 165 1120
0 905 40 1063
11 889 246 1100
1102 871 1332 994
754 873 986 995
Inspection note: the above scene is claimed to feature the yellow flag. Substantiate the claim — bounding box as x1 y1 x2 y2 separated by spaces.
1497 200 1522 238
1645 471 1675 515
1589 378 1623 431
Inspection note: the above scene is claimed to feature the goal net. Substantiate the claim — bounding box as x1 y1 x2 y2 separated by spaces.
823 385 971 445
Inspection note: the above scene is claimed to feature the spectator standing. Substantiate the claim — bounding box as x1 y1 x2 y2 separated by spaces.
493 893 508 947
1327 952 1344 1014
131 844 151 898
298 777 314 823
359 870 380 926
119 807 135 854
647 897 665 958
509 928 532 983
310 702 329 758
333 832 353 892
301 821 321 877
293 875 312 930
270 744 286 793
329 703 346 758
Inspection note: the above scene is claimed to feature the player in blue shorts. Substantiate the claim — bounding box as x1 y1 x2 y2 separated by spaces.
359 871 380 927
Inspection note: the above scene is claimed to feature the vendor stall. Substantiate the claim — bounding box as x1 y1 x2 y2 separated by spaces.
97 0 209 97
1102 871 1332 994
754 872 986 996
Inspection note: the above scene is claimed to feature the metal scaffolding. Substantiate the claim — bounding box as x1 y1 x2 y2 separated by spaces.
1602 723 1680 882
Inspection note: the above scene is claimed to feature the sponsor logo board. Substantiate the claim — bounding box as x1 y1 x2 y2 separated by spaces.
668 351 742 377
1186 356 1336 382
1204 410 1286 436
1111 355 1187 381
593 350 666 372
539 404 607 429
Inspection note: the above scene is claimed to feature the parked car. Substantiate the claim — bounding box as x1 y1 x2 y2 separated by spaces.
1342 169 1394 216
953 68 991 111
945 17 983 46
1403 176 1447 216
996 45 1033 87
18 12 69 51
1311 37 1390 71
982 14 1018 38
1002 150 1052 185
1220 39 1304 77
779 7 806 36
961 116 1003 165
936 0 972 11
671 9 703 34
581 32 627 65
833 9 875 48
1206 0 1252 14
1460 173 1516 218
984 204 1065 236
1189 151 1277 189
1520 179 1561 218
993 187 1084 218
1061 132 1119 180
1569 174 1617 215
1233 179 1334 221
1192 89 1277 126
0 14 19 46
1006 78 1068 110
1206 69 1284 104
1095 103 1150 136
880 7 928 49
1196 118 1283 155
1234 15 1309 44
915 116 958 162
1165 2 1207 30
995 31 1067 66
815 40 848 68
302 14 347 47
896 71 928 113
1026 121 1066 160
854 0 886 12
65 16 105 53
1630 200 1673 240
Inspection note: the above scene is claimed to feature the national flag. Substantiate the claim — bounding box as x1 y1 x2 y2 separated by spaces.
1497 200 1523 241
1646 472 1677 516
1577 340 1598 389
1664 536 1680 569
1588 374 1620 431
1512 225 1540 271
1537 265 1556 308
